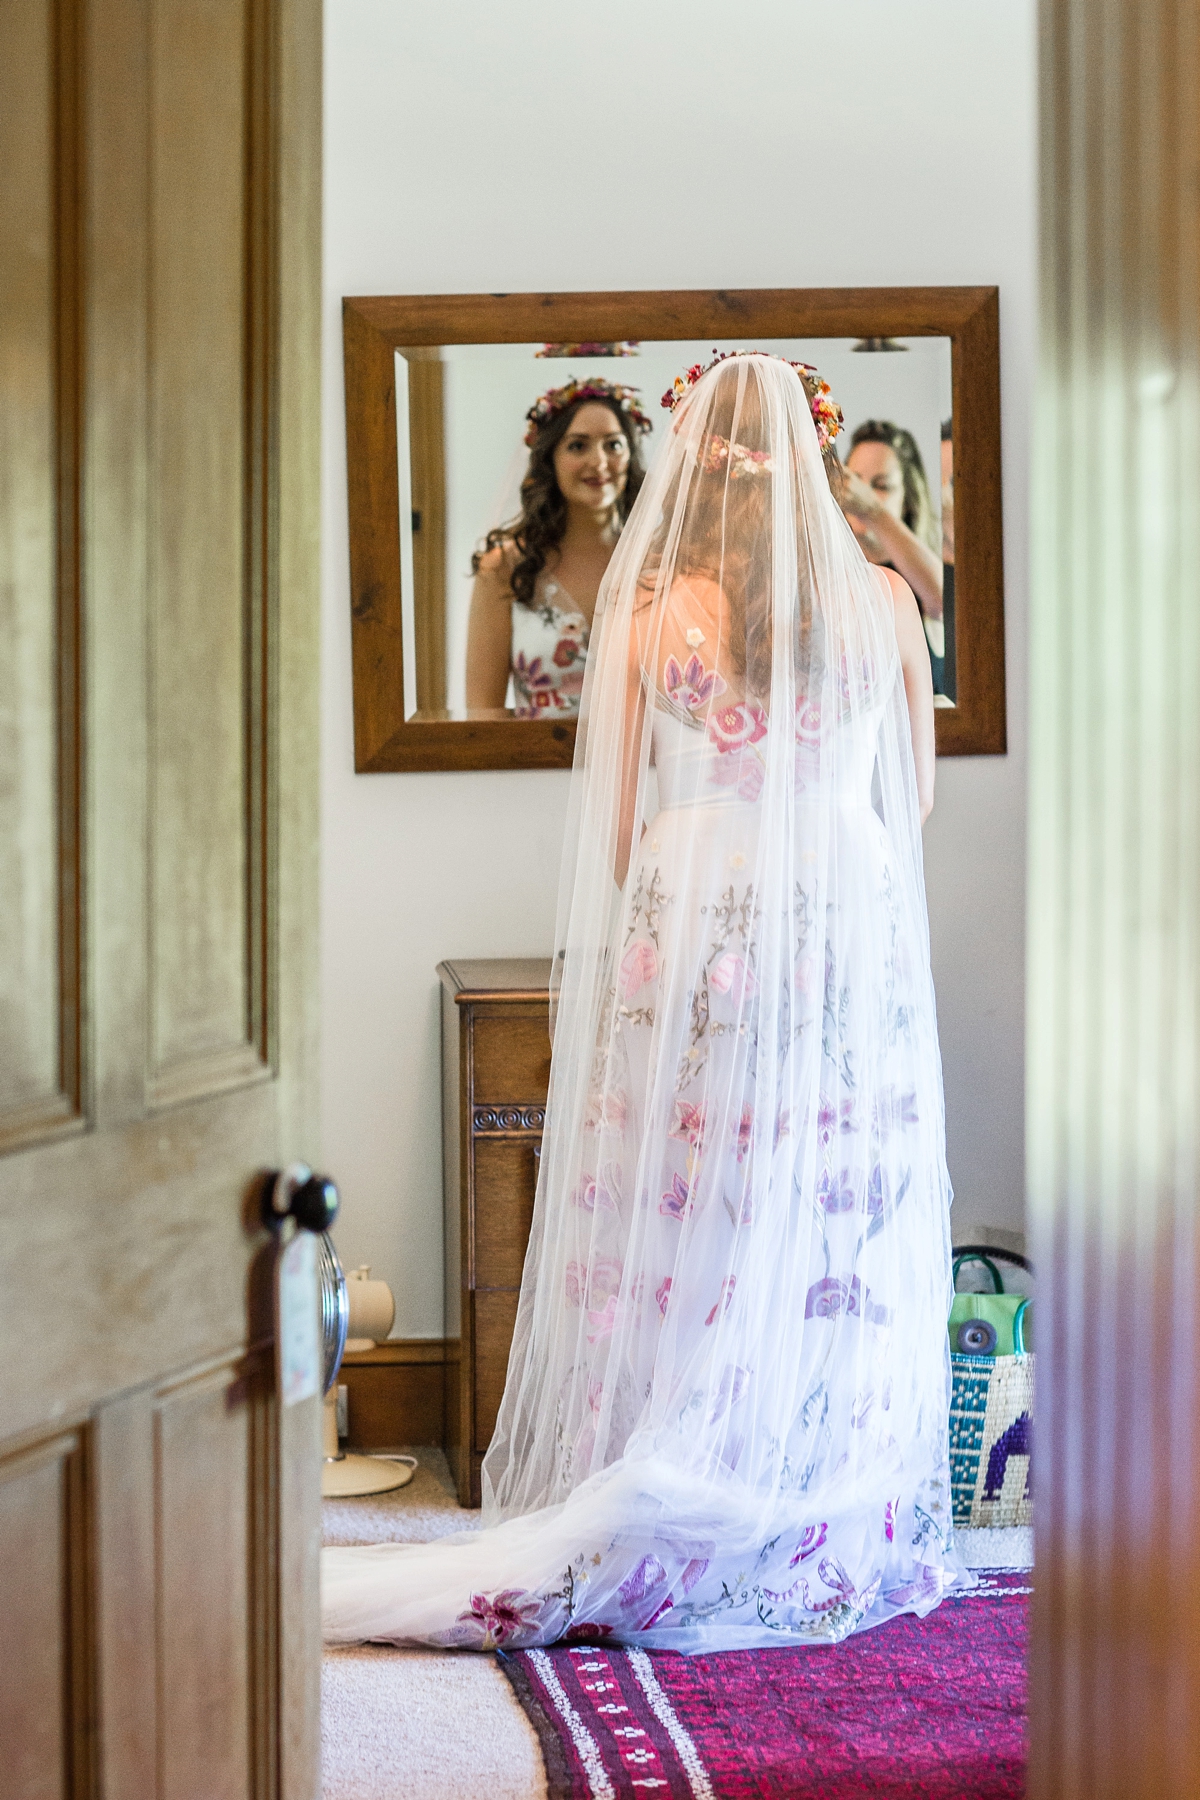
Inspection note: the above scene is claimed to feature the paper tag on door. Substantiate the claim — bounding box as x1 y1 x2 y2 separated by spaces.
277 1228 321 1406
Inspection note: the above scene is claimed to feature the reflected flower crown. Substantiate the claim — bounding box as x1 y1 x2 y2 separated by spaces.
661 349 845 454
524 378 653 448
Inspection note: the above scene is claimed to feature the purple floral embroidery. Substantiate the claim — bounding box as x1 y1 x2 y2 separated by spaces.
873 1087 920 1133
619 1554 667 1607
816 1094 856 1147
659 1172 692 1220
457 1589 542 1648
866 1163 885 1218
805 1276 848 1319
655 1276 672 1317
884 1497 898 1543
815 1168 856 1213
707 1364 751 1423
573 1163 621 1214
664 653 726 712
732 1105 754 1162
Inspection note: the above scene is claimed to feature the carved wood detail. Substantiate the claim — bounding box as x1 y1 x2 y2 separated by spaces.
472 1103 546 1135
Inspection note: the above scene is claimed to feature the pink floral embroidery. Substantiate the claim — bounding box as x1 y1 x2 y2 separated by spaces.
573 1162 621 1213
586 1294 619 1344
710 749 765 803
705 1275 737 1326
816 1094 856 1147
664 653 726 713
708 701 767 753
669 1100 707 1147
619 939 658 1001
457 1589 542 1649
884 1498 898 1543
566 1255 623 1309
565 1262 585 1306
619 1555 667 1607
659 1172 692 1220
794 956 818 999
789 1523 828 1566
804 1276 849 1318
733 1106 754 1162
584 1088 628 1133
710 953 756 1005
655 1276 672 1318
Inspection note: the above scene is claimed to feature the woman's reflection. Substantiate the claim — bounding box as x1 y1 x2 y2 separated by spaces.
836 420 949 694
465 379 651 717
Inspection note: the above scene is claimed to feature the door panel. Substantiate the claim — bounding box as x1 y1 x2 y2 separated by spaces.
0 0 81 1155
0 2 323 1796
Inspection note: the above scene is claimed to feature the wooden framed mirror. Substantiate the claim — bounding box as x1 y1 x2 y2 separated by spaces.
343 288 1005 772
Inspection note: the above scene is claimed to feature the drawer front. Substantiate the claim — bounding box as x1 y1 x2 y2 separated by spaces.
473 1138 539 1288
468 1004 551 1104
472 1288 521 1454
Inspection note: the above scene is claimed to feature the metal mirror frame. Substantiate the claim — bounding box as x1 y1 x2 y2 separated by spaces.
343 287 1005 772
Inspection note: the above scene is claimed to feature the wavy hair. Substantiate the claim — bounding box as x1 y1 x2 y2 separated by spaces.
472 396 647 608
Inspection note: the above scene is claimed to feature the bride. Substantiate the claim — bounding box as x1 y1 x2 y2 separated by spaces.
323 351 964 1651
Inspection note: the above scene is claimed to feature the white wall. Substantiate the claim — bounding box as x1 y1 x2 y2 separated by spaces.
322 0 1036 1335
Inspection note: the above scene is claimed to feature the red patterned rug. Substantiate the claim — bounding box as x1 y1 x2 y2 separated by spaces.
498 1571 1028 1798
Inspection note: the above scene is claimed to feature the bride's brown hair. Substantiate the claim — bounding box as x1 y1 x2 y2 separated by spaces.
640 366 836 700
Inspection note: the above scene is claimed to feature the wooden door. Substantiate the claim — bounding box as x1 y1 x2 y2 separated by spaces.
0 3 322 1797
1032 0 1200 1794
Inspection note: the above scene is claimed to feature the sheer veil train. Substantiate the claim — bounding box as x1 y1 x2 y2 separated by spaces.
323 352 964 1651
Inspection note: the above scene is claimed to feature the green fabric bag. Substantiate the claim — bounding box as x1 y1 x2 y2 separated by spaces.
947 1250 1032 1357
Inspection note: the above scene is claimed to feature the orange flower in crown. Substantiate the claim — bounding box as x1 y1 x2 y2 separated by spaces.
662 349 845 454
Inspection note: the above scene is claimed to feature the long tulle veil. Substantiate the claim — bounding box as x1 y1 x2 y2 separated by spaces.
322 353 959 1651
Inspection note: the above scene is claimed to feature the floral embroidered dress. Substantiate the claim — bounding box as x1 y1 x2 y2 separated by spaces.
510 575 589 716
323 353 963 1653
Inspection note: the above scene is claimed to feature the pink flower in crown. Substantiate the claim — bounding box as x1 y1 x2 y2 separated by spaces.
708 702 768 754
669 1100 707 1147
655 1276 672 1318
664 653 726 713
619 939 658 1001
660 1172 693 1220
710 952 757 1005
705 1275 737 1326
457 1589 543 1649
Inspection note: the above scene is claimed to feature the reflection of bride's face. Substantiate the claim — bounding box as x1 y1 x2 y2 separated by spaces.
552 403 631 512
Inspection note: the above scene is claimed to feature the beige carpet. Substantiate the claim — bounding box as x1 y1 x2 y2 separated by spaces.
321 1448 546 1800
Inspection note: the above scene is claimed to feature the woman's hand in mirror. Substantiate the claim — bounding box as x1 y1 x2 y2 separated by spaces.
837 463 944 622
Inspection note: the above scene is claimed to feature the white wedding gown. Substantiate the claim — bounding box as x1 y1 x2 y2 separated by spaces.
323 355 964 1652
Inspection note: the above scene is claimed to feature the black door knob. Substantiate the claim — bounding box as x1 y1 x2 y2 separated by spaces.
260 1164 340 1234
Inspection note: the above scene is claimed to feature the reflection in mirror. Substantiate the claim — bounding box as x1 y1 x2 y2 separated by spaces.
396 338 955 723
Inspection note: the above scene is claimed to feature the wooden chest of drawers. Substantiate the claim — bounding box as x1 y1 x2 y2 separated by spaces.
438 957 551 1506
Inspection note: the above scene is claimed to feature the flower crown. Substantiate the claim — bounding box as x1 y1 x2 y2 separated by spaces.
524 378 653 448
661 349 845 454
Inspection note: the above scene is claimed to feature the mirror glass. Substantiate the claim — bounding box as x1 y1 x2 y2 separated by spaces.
395 337 955 722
